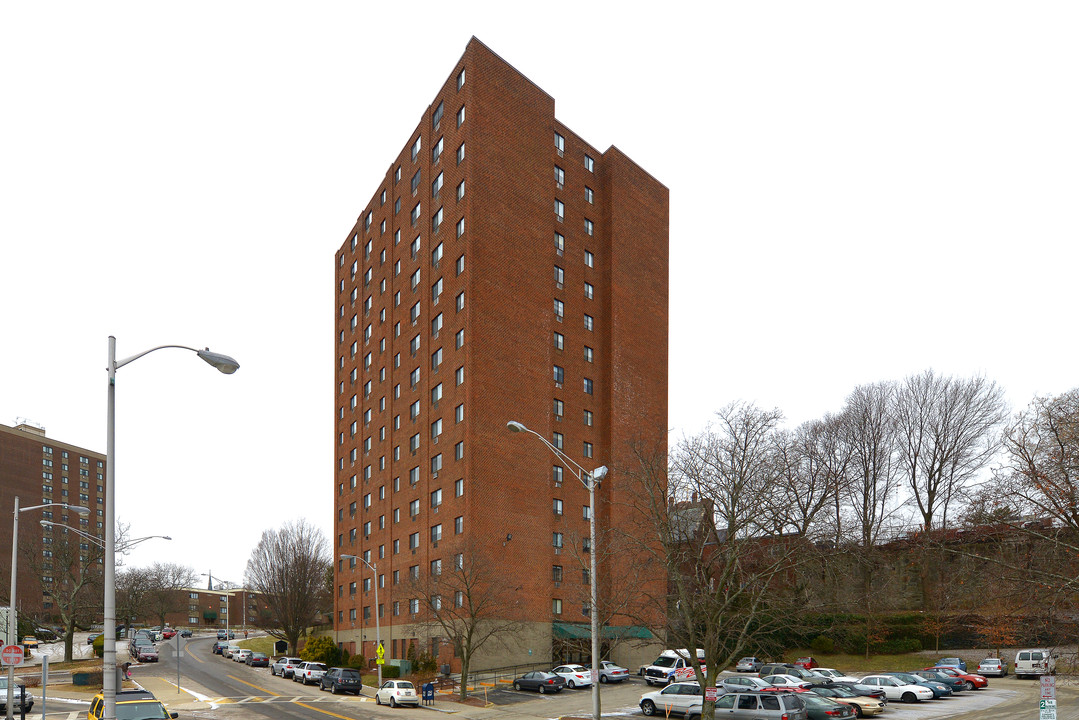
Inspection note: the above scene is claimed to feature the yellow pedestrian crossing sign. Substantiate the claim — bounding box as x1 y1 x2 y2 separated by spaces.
376 642 385 665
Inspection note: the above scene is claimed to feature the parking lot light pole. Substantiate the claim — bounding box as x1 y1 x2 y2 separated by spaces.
201 574 234 641
506 420 606 720
104 337 239 720
340 554 381 687
7 500 89 720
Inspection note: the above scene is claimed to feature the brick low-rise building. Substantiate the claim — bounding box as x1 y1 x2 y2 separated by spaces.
333 38 668 673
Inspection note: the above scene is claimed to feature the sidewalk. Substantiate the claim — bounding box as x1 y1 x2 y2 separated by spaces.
133 675 214 711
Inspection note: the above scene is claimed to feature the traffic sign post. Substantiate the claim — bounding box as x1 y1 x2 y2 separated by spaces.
1 645 24 666
376 642 385 666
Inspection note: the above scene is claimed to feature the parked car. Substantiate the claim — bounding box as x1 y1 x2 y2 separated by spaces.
1015 649 1057 679
801 693 856 720
712 690 808 719
216 629 235 640
721 676 772 693
808 684 886 717
88 690 174 720
179 629 193 638
212 640 229 655
795 657 820 670
233 649 253 663
644 649 707 686
923 666 988 690
132 644 159 662
881 672 951 698
762 674 814 690
552 664 594 689
592 660 629 683
161 628 177 640
735 657 764 673
20 637 39 649
293 661 328 685
760 665 827 684
825 682 888 702
814 669 859 683
375 679 420 707
223 645 241 659
937 657 967 672
977 657 1007 677
857 675 933 702
270 656 303 678
513 671 566 693
319 667 363 694
0 677 34 715
909 670 965 692
640 681 703 719
87 633 102 645
246 652 270 668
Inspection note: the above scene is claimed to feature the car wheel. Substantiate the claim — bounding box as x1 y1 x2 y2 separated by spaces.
332 684 338 695
375 695 382 705
390 697 398 708
539 684 547 694
271 667 277 676
901 692 916 703
513 681 521 691
568 680 576 689
599 675 608 684
641 700 657 716
853 706 864 718
964 681 974 691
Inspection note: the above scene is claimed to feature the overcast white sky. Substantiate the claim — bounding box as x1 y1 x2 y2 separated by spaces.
3 2 1077 583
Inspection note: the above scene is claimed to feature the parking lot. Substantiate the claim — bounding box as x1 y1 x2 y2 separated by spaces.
470 673 1055 720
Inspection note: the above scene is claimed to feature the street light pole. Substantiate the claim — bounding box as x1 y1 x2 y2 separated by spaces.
340 554 381 687
103 337 239 720
6 499 90 720
507 421 606 720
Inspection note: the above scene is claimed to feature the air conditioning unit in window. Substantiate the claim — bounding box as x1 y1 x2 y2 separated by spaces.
554 581 561 588
555 382 563 389
554 548 561 555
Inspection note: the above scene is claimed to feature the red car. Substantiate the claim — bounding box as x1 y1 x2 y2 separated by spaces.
795 657 819 670
924 666 988 690
161 628 177 640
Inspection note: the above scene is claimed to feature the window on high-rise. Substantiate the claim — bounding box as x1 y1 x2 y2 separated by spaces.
553 499 563 515
583 410 593 427
584 346 593 363
583 442 593 458
554 232 564 256
553 398 563 419
456 67 465 90
411 136 422 162
456 105 465 127
411 169 422 194
585 187 593 204
455 328 464 349
584 282 594 300
456 254 464 276
455 366 464 385
455 403 463 423
554 199 564 222
554 166 564 187
552 432 563 450
584 378 593 395
554 265 564 286
555 132 564 156
456 180 465 201
456 143 465 164
584 314 594 331
553 465 563 484
432 171 443 197
554 332 564 350
432 101 443 130
455 478 464 497
553 365 564 384
584 218 594 236
456 292 464 312
584 250 594 268
584 154 594 172
553 299 564 319
432 207 443 233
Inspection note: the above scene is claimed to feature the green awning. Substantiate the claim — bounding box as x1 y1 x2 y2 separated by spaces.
552 623 654 640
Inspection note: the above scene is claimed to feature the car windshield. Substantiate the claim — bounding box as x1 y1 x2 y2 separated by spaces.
826 687 856 697
341 670 360 679
652 657 677 668
397 681 415 689
116 701 171 720
891 673 918 683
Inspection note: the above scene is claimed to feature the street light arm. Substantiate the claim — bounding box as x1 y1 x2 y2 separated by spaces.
506 421 593 480
18 502 91 515
114 345 240 374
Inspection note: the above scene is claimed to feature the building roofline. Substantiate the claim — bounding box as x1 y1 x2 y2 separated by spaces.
0 422 106 459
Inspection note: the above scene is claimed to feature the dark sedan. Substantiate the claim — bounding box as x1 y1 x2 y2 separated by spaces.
910 670 965 691
319 667 363 695
246 652 270 668
883 671 951 698
212 640 229 655
513 671 566 694
826 682 888 701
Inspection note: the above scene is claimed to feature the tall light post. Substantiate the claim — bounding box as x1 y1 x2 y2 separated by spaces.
103 337 238 720
38 521 171 551
340 553 381 687
507 420 607 720
7 500 90 720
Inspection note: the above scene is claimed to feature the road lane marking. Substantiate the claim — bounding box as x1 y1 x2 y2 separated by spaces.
295 701 359 720
227 675 280 695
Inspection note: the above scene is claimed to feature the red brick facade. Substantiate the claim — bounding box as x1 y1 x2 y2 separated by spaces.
332 38 668 670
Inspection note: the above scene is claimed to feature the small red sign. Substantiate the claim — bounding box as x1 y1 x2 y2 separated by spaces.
1 645 25 666
705 687 719 702
1041 674 1056 699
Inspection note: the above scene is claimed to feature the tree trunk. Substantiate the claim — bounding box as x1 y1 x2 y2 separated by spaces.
63 617 76 662
458 653 470 700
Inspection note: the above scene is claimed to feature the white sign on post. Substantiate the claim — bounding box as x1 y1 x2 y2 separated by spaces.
1040 698 1057 720
1041 674 1056 698
1 645 24 666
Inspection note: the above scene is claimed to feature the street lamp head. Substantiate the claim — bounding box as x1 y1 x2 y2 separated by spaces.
339 553 359 560
591 466 609 481
66 504 92 516
197 348 240 374
506 421 528 433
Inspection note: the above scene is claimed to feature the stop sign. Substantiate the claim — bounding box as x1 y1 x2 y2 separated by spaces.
1 645 24 666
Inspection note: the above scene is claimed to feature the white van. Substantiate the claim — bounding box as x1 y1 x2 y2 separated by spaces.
1014 648 1057 679
642 649 707 686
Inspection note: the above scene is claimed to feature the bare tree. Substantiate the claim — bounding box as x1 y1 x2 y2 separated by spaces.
23 525 103 661
624 431 811 720
894 370 1007 531
144 563 197 628
769 416 850 539
244 519 330 654
672 402 784 539
116 567 154 635
408 543 524 699
840 382 901 550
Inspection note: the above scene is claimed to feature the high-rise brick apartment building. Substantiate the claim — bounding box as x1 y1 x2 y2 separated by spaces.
333 38 667 672
0 421 107 627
